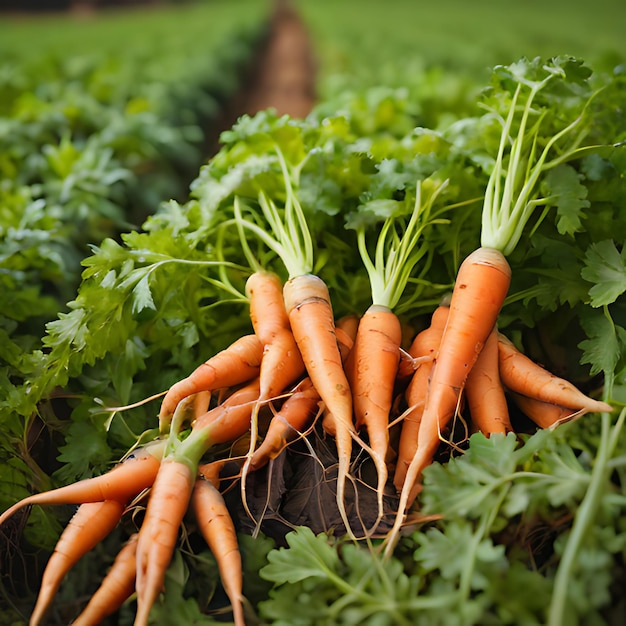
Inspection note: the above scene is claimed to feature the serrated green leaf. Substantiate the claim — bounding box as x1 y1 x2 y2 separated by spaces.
581 239 626 306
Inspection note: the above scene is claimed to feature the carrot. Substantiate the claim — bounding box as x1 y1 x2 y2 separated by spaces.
0 443 164 527
246 270 305 402
348 180 448 534
385 247 511 556
393 305 449 494
347 304 402 532
192 476 245 626
192 378 260 440
29 500 125 626
134 459 195 626
497 333 613 413
284 273 357 536
158 334 263 432
509 391 585 430
248 377 321 471
465 326 512 437
70 533 139 626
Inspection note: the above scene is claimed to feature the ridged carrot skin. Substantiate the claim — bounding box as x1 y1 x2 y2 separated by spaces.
70 533 139 626
497 333 613 413
30 500 125 626
465 326 512 436
134 459 195 626
192 477 245 626
0 445 163 527
509 391 584 430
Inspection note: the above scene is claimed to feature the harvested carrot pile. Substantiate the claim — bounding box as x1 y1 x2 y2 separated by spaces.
2 56 624 625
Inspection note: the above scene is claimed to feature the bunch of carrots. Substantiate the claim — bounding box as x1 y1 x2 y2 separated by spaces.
0 63 614 624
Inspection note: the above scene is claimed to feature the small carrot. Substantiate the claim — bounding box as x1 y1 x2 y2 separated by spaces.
158 334 263 432
30 500 125 626
192 476 245 626
246 270 305 402
134 459 195 626
393 305 449 494
248 377 321 471
0 443 164 527
497 333 613 413
465 326 512 436
70 533 139 626
509 391 585 430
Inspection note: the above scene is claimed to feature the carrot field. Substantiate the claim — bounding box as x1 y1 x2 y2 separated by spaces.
1 0 626 624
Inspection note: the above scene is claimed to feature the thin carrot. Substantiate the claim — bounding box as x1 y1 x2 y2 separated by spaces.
192 476 245 626
134 459 195 626
497 333 613 413
248 377 321 471
385 246 511 556
246 270 305 402
29 500 125 626
70 533 139 626
335 314 360 344
509 391 586 430
192 378 260 440
393 305 449 494
158 334 263 432
465 326 512 437
0 443 164 527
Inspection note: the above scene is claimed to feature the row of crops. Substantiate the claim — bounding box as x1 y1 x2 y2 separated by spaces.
2 0 626 624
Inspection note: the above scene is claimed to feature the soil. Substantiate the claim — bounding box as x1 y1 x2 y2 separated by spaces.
206 0 316 155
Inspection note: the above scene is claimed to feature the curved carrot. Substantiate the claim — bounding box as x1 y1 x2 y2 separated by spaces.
347 304 402 532
497 333 613 413
248 377 321 471
30 500 125 626
509 391 585 430
393 305 449 493
192 477 245 626
465 326 512 436
158 334 263 431
70 533 139 626
0 443 163 527
284 273 356 537
135 459 195 626
192 378 260 440
385 247 511 556
335 314 360 345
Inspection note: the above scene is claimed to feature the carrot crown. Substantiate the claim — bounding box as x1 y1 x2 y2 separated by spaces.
233 145 313 280
358 178 449 312
479 58 603 256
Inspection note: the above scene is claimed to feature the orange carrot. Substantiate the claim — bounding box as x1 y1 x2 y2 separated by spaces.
246 270 305 401
158 334 263 431
134 459 195 626
386 247 511 556
465 326 512 436
192 378 260 441
248 377 321 470
393 305 449 493
497 333 613 413
284 273 356 536
192 476 245 626
70 533 139 626
509 391 585 430
347 304 402 532
0 443 163 527
29 500 125 626
335 314 360 344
